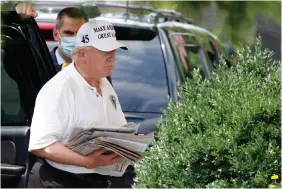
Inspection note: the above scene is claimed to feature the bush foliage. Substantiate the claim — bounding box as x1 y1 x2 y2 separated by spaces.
134 39 281 188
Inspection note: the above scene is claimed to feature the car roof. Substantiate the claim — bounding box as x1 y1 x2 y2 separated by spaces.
35 10 157 29
93 15 219 41
92 15 156 29
35 6 217 41
36 14 218 43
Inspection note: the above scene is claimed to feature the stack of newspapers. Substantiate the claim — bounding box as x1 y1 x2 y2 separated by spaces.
65 122 154 176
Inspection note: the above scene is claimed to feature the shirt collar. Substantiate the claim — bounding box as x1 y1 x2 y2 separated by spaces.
55 48 66 65
71 63 102 90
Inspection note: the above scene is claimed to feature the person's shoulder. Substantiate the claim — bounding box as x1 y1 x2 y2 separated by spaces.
101 77 114 90
101 77 119 97
38 65 74 98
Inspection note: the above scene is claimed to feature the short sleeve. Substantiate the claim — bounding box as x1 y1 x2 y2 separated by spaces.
28 83 73 151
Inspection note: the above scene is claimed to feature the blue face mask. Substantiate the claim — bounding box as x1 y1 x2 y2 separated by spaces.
58 34 76 58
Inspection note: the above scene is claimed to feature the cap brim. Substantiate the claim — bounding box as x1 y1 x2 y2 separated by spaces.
95 41 128 52
116 41 128 51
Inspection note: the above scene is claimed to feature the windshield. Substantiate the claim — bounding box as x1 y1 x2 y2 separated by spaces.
112 36 168 113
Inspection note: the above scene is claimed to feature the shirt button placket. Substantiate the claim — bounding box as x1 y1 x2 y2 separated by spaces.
90 88 98 97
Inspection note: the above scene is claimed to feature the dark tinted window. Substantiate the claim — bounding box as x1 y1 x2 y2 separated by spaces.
1 26 31 125
183 46 206 77
112 36 168 113
171 33 198 76
174 43 211 79
183 45 210 78
198 37 219 68
169 32 212 80
1 49 25 124
1 11 54 125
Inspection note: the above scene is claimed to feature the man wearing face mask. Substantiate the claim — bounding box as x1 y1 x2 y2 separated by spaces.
51 7 87 71
16 3 112 83
16 3 87 71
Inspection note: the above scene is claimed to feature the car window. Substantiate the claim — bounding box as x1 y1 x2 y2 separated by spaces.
179 44 211 78
167 32 195 82
1 12 54 125
1 27 30 125
184 45 208 78
172 33 197 74
169 32 211 80
197 36 220 68
112 35 168 113
1 49 25 124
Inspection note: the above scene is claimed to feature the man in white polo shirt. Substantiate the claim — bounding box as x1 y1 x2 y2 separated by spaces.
28 20 134 188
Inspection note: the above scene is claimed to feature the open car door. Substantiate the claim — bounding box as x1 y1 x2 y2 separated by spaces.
1 10 55 188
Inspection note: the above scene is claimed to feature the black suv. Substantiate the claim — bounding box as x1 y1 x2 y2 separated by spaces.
1 3 234 188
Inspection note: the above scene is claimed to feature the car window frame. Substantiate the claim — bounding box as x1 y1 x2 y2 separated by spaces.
168 31 212 81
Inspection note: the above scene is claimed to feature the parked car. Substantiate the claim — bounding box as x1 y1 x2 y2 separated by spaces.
1 3 234 188
35 3 234 132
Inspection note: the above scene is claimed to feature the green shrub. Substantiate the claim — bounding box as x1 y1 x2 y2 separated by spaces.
134 39 281 188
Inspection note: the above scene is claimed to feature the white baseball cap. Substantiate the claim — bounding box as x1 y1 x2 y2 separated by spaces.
75 20 127 52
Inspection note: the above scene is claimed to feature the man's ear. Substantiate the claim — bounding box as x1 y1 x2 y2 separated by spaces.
53 29 60 42
78 48 87 62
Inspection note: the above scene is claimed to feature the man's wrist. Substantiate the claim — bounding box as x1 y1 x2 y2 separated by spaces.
80 156 91 168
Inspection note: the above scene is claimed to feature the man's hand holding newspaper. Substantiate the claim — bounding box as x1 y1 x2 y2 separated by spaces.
65 122 154 176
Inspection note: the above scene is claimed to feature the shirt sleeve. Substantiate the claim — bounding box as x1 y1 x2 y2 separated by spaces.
28 83 73 151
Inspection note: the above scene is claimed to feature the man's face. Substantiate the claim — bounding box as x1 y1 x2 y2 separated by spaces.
53 16 86 44
81 47 116 78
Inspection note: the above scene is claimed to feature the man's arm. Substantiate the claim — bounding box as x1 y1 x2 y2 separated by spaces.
15 3 38 18
32 141 124 169
29 82 123 169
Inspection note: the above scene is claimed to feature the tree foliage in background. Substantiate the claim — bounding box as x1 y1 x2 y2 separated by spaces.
149 1 281 46
134 38 281 188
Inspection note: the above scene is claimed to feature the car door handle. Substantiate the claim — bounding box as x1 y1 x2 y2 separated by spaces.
1 163 25 176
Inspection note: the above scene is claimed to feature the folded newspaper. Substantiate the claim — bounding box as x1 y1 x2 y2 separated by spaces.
65 122 154 177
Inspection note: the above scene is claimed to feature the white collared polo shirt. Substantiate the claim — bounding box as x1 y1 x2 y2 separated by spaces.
28 63 127 174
